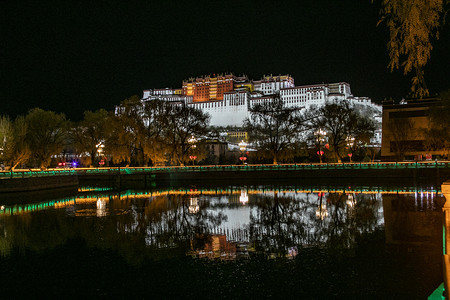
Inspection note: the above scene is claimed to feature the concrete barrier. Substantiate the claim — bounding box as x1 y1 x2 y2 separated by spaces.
0 175 78 193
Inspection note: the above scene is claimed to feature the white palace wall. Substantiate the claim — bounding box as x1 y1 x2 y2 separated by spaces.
189 92 249 127
140 80 381 128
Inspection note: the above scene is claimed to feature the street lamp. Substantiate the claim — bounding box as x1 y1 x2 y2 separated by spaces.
188 136 197 165
315 129 326 163
97 142 105 167
188 136 197 149
238 140 248 164
346 136 355 162
239 140 247 152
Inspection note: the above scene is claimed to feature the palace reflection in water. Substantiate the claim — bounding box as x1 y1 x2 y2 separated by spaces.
0 183 445 298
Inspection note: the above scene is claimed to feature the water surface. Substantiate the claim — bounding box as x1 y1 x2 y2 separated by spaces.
0 183 444 298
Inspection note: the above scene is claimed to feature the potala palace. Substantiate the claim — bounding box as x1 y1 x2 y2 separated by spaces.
141 74 381 127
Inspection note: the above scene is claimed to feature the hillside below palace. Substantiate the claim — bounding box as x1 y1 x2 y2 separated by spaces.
141 74 381 127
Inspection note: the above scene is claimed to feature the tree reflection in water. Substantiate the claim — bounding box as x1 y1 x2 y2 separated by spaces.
249 190 382 257
0 184 446 298
0 187 383 261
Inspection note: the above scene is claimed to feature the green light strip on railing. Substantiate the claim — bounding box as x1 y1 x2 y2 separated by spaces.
444 225 446 255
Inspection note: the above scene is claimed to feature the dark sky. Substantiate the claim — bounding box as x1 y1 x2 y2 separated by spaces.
2 0 449 121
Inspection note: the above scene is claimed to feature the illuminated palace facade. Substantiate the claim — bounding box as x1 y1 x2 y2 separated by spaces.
142 74 381 127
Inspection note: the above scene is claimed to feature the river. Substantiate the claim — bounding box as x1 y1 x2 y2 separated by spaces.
0 181 444 298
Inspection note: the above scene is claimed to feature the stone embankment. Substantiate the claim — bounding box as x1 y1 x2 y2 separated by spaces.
1 162 449 192
0 175 78 193
76 162 450 189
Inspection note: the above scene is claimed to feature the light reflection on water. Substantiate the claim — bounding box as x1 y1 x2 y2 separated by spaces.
0 184 445 298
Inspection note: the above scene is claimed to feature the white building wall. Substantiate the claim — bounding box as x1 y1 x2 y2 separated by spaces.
143 90 152 99
280 86 327 108
153 88 174 95
142 94 193 103
141 81 381 129
254 76 295 95
188 92 250 127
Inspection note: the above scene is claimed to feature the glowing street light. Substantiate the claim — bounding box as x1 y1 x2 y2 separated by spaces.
238 140 248 152
238 140 248 164
346 136 355 162
188 136 197 149
315 129 327 163
96 142 105 154
188 136 197 165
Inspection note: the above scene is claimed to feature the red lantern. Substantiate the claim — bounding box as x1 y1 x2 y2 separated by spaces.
325 144 329 149
348 153 352 158
317 150 324 156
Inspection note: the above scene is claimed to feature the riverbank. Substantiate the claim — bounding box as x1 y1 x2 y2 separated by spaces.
78 163 450 189
1 162 449 192
0 175 78 193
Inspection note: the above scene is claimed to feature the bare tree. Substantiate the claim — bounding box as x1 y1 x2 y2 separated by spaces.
162 104 209 166
245 96 310 164
310 101 359 163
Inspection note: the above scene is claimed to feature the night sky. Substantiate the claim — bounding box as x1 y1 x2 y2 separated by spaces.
2 0 449 121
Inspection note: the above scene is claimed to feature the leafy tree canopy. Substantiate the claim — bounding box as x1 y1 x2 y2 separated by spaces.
376 0 446 98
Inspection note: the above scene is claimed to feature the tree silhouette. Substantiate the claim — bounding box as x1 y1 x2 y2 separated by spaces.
245 96 310 164
0 116 31 170
72 109 109 167
310 101 364 163
161 104 209 166
25 108 68 168
376 0 445 98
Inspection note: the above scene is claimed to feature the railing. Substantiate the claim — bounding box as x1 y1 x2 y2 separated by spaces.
0 169 77 179
1 161 449 179
75 161 449 174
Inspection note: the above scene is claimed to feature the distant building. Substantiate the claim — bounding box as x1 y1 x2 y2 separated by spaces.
199 139 228 164
253 74 295 95
141 73 381 130
226 131 248 143
381 97 442 160
182 74 249 102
